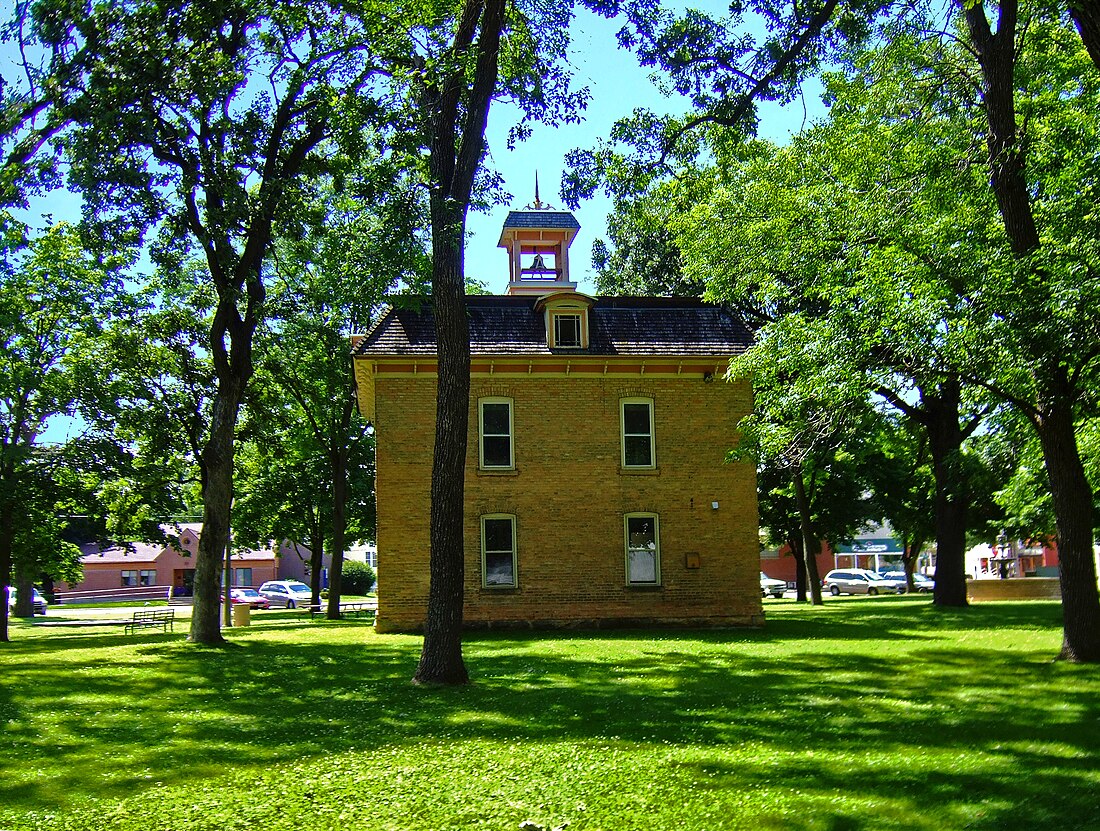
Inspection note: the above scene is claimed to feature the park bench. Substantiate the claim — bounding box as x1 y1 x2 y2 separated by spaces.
124 608 175 634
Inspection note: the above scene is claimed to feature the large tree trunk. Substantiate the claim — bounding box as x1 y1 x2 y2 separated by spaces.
1036 373 1100 662
327 445 348 620
792 466 824 605
191 393 241 644
309 518 325 608
902 534 926 592
0 497 12 642
13 570 33 618
790 535 808 602
411 0 503 685
1069 1 1100 70
922 381 969 607
414 198 472 685
963 0 1041 255
965 1 1099 660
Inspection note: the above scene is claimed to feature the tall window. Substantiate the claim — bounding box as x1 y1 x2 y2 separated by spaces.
621 398 655 468
121 570 138 587
624 513 661 585
553 312 582 348
479 398 514 469
481 514 517 588
139 569 156 586
232 568 252 587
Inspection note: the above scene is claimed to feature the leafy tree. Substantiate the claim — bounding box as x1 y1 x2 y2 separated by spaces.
591 189 700 297
5 0 413 644
731 314 883 604
670 97 992 606
238 170 425 619
866 411 937 591
404 0 600 685
0 224 127 638
956 3 1100 660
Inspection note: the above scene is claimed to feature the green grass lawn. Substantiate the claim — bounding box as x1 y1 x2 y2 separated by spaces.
2 597 1097 831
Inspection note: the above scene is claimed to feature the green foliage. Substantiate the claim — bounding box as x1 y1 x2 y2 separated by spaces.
0 224 136 618
563 0 892 205
2 600 1096 830
340 559 375 594
591 184 700 297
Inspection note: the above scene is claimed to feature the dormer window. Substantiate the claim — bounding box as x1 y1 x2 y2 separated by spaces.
537 292 595 351
553 312 582 348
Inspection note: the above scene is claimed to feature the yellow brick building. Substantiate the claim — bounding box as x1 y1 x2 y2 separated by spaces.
352 204 761 631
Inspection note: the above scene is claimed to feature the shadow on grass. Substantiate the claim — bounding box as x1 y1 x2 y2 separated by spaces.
1 599 1095 830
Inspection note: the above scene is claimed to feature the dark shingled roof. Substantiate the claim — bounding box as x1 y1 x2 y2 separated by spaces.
353 295 753 357
501 210 581 231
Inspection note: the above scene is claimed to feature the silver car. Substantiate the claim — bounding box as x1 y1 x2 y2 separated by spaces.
880 571 935 593
257 580 313 608
822 569 897 596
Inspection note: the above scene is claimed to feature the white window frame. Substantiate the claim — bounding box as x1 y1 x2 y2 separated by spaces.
481 514 518 588
478 397 514 470
624 513 661 586
552 311 583 348
620 397 655 469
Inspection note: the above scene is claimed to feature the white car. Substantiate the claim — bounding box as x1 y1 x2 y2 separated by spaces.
6 586 48 615
257 580 313 608
822 569 897 596
760 572 787 598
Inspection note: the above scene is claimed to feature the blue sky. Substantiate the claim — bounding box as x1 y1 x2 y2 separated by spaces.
467 6 827 295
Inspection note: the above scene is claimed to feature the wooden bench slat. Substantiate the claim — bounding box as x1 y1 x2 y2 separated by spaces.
123 608 175 635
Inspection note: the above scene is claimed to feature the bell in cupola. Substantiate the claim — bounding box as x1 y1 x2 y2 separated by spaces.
497 175 582 295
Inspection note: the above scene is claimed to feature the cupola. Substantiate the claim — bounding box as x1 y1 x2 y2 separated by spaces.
497 178 581 296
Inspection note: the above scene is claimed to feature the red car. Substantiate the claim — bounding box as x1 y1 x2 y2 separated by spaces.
227 587 271 609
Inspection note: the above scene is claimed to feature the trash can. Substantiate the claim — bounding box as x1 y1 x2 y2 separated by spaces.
231 603 250 627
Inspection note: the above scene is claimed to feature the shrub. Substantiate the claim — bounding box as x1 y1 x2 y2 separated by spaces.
341 560 376 594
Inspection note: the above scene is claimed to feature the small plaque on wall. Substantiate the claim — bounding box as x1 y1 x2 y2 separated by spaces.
685 552 701 569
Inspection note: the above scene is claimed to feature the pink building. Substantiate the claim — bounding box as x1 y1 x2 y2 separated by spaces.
65 523 297 596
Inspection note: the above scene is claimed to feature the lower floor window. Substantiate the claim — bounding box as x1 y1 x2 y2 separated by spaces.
625 513 661 585
121 570 138 587
139 569 156 586
232 568 252 587
481 514 517 588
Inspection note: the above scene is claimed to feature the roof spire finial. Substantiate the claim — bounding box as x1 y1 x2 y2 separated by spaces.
524 172 555 210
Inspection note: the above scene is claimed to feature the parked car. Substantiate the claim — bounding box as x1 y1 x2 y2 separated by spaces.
880 571 935 593
760 572 787 598
226 587 271 609
6 586 48 615
257 580 313 608
822 569 898 596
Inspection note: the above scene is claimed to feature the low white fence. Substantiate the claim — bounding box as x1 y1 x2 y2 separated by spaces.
53 585 173 605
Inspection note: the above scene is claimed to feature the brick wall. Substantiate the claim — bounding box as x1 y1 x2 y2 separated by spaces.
373 371 761 631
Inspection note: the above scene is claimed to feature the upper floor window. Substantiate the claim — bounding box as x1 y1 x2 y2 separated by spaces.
479 398 514 469
481 514 517 588
536 293 594 350
625 513 661 585
621 398 655 469
553 312 583 348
